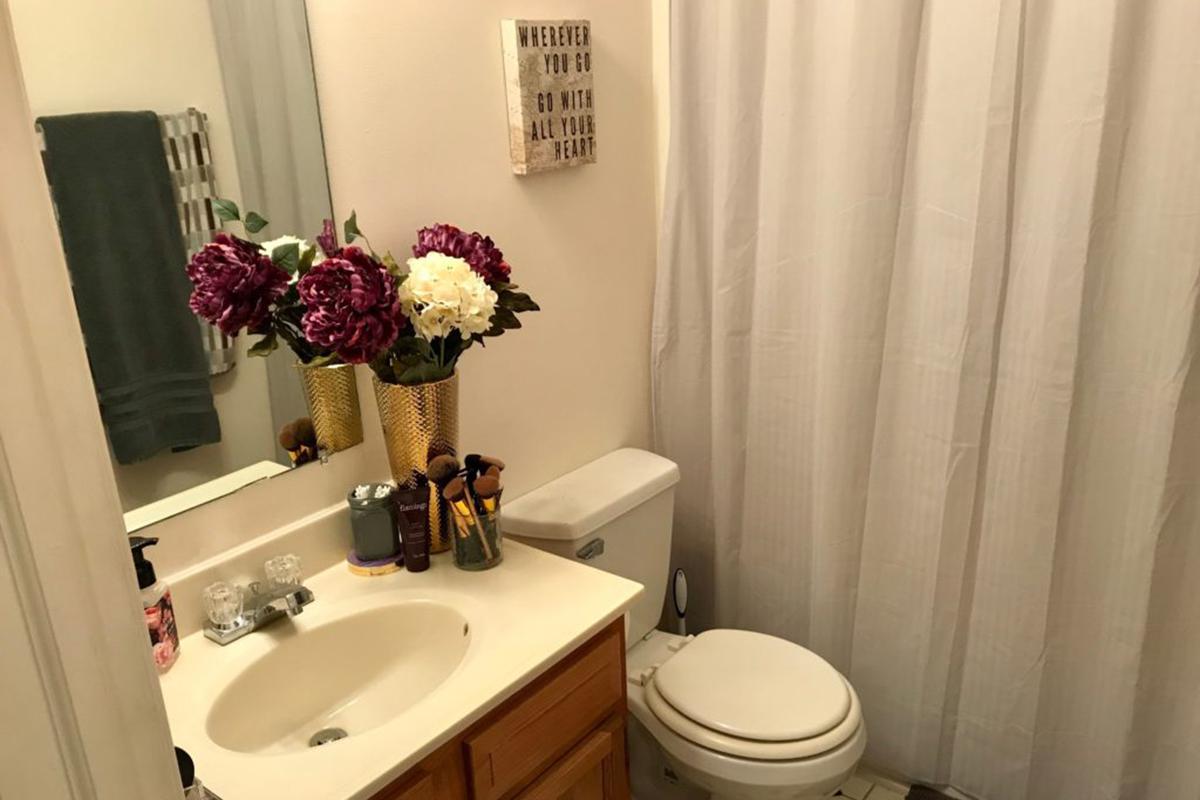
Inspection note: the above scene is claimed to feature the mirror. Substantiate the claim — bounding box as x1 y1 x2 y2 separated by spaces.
9 0 359 531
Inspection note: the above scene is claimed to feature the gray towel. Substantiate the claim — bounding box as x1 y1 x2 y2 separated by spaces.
39 111 221 464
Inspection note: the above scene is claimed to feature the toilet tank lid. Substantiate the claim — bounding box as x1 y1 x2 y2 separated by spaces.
502 449 680 541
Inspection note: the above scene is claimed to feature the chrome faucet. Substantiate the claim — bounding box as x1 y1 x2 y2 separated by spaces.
202 555 315 646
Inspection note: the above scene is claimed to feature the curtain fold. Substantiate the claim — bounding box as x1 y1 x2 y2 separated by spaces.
208 0 334 459
652 2 1200 798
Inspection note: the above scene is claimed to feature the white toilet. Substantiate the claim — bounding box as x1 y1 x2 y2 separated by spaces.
504 449 866 800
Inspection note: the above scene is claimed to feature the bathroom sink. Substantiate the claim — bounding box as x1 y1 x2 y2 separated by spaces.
205 600 471 755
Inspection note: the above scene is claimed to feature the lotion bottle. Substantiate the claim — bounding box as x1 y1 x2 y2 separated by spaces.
394 483 431 572
129 536 179 672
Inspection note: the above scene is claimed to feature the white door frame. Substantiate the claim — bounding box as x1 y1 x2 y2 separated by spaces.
0 1 183 796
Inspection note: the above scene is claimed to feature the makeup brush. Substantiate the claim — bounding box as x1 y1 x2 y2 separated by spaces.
463 453 484 486
300 418 322 463
293 417 316 449
278 424 303 466
479 455 506 473
442 476 467 505
442 477 475 539
443 476 494 560
472 475 501 514
278 422 298 453
427 454 461 486
471 475 502 565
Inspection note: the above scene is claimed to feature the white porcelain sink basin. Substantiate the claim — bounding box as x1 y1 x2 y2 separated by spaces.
206 600 471 754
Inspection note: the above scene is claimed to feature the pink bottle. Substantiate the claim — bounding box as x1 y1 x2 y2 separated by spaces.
129 536 179 672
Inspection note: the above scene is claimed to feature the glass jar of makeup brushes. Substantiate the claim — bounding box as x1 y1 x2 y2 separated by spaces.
438 453 506 570
450 507 503 570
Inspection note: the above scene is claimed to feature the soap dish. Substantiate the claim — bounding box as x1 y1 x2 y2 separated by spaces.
346 551 404 577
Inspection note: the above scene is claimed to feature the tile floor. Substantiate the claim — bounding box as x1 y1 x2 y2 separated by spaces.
835 768 929 800
631 766 941 800
835 777 903 800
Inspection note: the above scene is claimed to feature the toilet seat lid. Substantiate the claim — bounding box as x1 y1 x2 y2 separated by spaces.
652 629 851 742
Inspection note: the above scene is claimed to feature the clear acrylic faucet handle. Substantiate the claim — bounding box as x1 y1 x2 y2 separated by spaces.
202 581 243 627
264 554 302 587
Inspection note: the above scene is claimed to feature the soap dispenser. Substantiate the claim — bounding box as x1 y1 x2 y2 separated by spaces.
129 536 179 673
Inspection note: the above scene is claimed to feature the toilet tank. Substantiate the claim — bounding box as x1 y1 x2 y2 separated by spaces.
503 449 680 646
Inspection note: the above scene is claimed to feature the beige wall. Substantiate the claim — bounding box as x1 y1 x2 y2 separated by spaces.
8 0 278 510
306 0 657 497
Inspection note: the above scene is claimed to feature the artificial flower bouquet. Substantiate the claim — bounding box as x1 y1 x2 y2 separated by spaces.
372 223 540 385
183 200 538 376
185 200 399 366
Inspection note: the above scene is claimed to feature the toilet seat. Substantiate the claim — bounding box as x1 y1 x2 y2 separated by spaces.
645 673 862 761
643 629 862 761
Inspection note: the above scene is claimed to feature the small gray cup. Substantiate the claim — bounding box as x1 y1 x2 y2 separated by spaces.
347 483 400 560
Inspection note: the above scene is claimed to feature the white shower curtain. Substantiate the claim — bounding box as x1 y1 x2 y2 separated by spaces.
652 2 1200 798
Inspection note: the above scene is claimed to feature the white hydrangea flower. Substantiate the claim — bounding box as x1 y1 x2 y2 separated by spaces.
401 253 498 340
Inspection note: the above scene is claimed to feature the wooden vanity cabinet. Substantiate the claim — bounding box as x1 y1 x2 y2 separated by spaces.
371 619 630 800
511 716 628 800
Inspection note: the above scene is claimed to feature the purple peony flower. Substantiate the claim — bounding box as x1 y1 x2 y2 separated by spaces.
316 218 338 257
186 233 289 335
296 247 402 363
413 223 511 286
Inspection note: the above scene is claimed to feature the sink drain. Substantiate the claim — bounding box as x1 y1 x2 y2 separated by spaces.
308 727 348 747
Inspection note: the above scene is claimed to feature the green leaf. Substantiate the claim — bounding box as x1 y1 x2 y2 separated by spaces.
271 242 301 274
493 306 522 330
380 251 404 278
344 210 362 244
303 353 340 367
500 290 540 312
213 198 240 222
369 352 395 383
394 360 455 385
247 331 278 357
244 211 269 234
389 336 433 360
373 334 462 385
484 307 521 338
297 246 317 277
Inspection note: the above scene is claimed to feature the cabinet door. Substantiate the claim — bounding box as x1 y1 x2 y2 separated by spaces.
377 769 435 800
515 716 629 800
370 739 468 800
466 624 624 800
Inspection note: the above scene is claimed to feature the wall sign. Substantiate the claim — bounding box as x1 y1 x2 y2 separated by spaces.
500 19 596 175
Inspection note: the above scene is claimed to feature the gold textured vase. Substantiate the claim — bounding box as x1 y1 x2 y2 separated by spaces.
373 372 459 553
295 363 364 455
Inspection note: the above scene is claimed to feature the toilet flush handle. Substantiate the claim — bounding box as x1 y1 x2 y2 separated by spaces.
576 538 605 560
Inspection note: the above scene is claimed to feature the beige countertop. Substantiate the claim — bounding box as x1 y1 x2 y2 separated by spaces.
159 540 642 800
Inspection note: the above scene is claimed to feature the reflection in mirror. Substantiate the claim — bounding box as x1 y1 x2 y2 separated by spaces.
10 0 361 531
